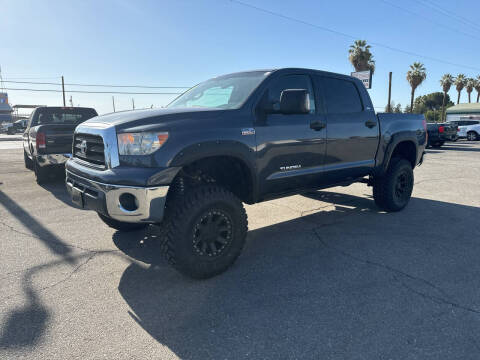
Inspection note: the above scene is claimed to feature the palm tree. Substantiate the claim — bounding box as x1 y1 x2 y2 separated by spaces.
348 40 375 74
406 62 427 112
475 76 480 103
465 78 475 103
454 74 467 104
440 74 453 121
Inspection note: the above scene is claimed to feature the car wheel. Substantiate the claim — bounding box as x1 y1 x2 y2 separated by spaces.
97 213 148 232
24 150 34 170
161 184 248 279
431 141 444 148
373 158 414 212
467 131 478 141
34 159 50 184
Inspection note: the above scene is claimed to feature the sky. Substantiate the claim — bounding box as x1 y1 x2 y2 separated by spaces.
1 0 480 115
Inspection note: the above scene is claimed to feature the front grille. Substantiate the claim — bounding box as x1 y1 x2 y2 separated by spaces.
73 133 105 168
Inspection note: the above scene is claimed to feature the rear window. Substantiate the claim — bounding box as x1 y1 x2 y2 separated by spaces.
32 108 97 126
322 77 363 114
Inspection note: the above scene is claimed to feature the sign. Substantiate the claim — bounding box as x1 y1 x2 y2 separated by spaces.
351 70 372 89
0 93 7 104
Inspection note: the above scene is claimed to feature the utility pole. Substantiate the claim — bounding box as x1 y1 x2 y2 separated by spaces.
61 76 66 106
132 98 135 110
69 95 73 107
112 96 116 112
387 72 392 113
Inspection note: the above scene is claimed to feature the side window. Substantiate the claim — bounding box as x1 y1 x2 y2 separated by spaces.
268 74 315 114
321 77 363 114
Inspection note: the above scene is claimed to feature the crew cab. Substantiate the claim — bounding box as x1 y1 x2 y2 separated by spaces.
426 122 458 148
65 68 427 278
23 106 98 183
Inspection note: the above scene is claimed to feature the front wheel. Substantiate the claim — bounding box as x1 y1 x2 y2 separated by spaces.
97 213 148 232
161 185 248 279
373 158 414 212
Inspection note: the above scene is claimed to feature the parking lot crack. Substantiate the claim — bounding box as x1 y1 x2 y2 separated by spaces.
313 228 480 315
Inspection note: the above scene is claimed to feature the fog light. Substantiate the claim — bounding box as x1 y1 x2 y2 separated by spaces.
119 193 138 212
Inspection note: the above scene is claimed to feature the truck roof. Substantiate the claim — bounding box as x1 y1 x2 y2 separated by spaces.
216 68 357 81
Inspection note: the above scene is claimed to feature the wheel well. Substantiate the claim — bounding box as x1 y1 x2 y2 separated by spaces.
169 156 254 204
390 141 416 168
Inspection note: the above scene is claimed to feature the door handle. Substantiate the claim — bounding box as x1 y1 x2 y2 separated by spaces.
365 120 377 128
310 121 326 131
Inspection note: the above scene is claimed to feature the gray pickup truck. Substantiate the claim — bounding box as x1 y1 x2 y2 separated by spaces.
66 68 427 278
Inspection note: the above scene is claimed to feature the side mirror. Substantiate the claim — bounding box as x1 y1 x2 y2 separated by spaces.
279 89 310 114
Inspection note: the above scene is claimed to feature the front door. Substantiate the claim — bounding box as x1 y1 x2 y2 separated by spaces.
255 73 327 199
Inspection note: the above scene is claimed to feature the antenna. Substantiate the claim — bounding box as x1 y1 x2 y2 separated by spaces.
0 65 4 92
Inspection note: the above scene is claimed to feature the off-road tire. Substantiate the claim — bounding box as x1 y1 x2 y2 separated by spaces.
97 213 148 232
161 184 248 279
34 159 50 184
373 158 414 212
24 150 34 170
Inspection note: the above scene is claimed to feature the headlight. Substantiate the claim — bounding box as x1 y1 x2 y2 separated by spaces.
117 132 169 155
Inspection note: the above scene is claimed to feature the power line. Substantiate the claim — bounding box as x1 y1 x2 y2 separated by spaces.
228 0 480 72
2 80 191 89
378 0 480 41
417 0 480 33
3 87 183 95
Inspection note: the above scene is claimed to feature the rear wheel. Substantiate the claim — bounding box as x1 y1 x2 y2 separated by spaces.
24 150 34 170
34 159 50 184
431 141 444 148
97 213 148 232
161 184 248 279
373 158 414 212
467 131 478 141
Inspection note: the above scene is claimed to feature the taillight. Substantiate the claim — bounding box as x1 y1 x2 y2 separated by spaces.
438 126 444 133
457 127 460 132
422 119 427 131
36 132 46 149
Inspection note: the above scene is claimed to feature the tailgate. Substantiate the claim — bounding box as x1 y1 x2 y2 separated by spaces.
39 125 77 154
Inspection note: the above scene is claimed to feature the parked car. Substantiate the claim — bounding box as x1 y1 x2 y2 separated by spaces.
23 106 98 183
426 122 458 148
7 119 28 134
449 120 480 141
65 68 427 279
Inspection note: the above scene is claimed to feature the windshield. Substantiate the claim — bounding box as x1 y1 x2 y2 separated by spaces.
32 108 98 126
167 71 269 110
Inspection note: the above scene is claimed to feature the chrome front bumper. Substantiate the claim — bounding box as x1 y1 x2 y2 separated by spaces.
37 153 71 167
66 170 169 223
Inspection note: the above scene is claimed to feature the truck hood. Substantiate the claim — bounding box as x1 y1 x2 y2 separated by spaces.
83 107 217 127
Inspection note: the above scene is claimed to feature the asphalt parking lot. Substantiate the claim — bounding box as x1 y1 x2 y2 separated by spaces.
0 141 479 359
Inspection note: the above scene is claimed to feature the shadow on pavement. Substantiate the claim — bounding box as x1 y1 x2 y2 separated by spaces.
114 191 480 359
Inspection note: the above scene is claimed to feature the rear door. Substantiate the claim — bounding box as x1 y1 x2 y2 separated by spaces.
255 73 327 198
318 76 379 183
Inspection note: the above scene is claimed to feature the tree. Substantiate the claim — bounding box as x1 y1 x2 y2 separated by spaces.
348 40 375 74
474 76 480 103
406 62 427 113
454 74 467 104
440 74 453 121
394 103 402 113
466 78 475 103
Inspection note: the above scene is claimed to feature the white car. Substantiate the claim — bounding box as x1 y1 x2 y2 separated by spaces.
449 120 480 141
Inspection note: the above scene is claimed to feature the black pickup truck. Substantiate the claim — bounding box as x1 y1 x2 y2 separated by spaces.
23 106 98 183
66 68 427 278
426 122 458 148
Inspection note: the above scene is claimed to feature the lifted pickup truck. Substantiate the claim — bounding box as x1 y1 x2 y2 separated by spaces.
24 107 98 183
66 68 427 278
